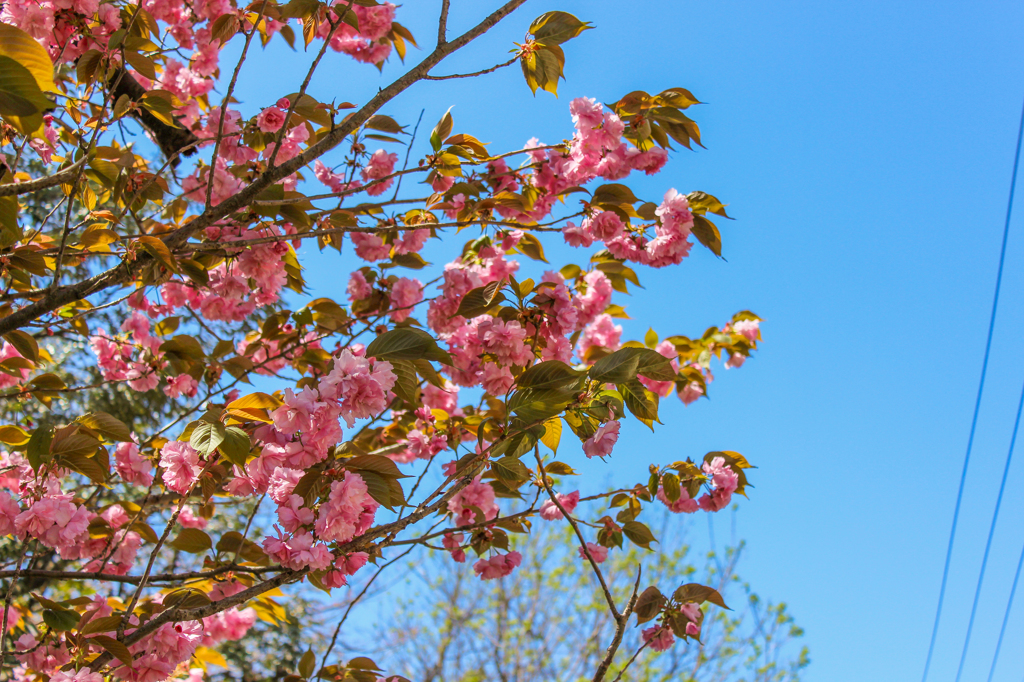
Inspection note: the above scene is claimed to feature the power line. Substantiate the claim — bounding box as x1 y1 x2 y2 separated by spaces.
987 538 1024 682
956 378 1024 681
921 92 1024 682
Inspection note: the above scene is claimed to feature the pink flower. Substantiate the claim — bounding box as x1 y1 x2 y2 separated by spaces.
347 270 373 302
423 381 459 414
562 221 594 248
115 440 153 486
678 381 704 406
314 472 377 543
698 456 739 512
473 551 522 580
271 386 324 436
203 607 257 644
319 350 396 427
178 506 207 529
101 504 130 529
577 314 622 362
350 232 391 262
642 625 675 652
51 670 103 682
159 441 203 494
360 149 398 196
578 542 608 563
256 106 286 133
573 270 613 329
389 277 423 321
724 353 746 369
583 421 620 459
276 97 291 109
268 467 303 504
277 494 315 532
0 342 30 389
628 146 668 175
0 491 20 536
586 211 625 242
679 602 702 638
733 319 760 341
163 373 199 399
538 490 580 520
656 486 699 514
447 476 498 527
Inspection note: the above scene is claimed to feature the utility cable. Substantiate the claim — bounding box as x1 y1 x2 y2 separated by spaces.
956 377 1024 681
986 537 1024 682
921 92 1024 682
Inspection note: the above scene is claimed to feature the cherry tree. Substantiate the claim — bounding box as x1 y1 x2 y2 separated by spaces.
0 1 764 680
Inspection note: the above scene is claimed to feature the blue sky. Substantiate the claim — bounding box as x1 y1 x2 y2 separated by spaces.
222 1 1024 679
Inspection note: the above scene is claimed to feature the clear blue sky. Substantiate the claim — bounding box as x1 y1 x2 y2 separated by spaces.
223 2 1024 679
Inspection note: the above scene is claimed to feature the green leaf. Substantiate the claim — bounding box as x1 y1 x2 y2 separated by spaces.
590 347 674 383
687 191 731 219
161 588 211 611
60 452 108 484
634 586 666 624
563 410 598 440
344 454 409 479
3 329 38 363
592 183 639 207
506 387 576 423
589 347 642 384
168 527 213 554
528 11 593 46
618 379 659 423
77 412 132 442
491 456 531 486
691 214 723 258
26 425 53 471
520 43 567 96
80 615 124 635
389 358 419 404
0 56 51 136
359 470 393 510
218 426 251 466
489 426 542 460
299 649 316 678
0 195 21 249
190 421 226 457
455 281 505 318
0 23 56 92
674 583 729 609
429 106 454 153
90 635 134 666
662 472 681 502
540 418 562 454
635 349 676 381
42 608 79 632
544 460 576 475
622 520 657 549
137 235 180 273
365 327 452 366
516 361 586 391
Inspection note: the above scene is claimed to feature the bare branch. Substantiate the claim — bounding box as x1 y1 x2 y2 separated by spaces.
0 158 87 197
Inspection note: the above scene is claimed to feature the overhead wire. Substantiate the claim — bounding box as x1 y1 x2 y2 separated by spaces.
986 539 1024 682
921 92 1024 682
955 378 1024 681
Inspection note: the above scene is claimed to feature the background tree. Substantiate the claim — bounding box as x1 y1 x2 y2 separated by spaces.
373 507 808 682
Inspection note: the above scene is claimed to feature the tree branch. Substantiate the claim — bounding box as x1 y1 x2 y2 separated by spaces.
0 158 87 197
